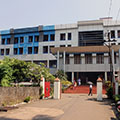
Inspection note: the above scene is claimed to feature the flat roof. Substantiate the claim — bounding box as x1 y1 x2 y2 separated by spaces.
51 45 120 54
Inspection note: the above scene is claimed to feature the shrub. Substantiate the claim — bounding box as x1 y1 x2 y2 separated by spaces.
24 96 31 103
61 80 72 86
40 94 44 99
40 86 43 95
106 86 113 99
105 81 111 88
114 95 120 103
61 80 72 93
50 87 54 97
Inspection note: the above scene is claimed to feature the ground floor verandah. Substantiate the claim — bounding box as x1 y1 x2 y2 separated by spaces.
66 72 113 85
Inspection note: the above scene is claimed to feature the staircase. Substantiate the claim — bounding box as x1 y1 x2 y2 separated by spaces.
63 85 106 94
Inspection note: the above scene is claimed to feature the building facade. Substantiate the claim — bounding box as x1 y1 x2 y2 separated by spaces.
0 17 120 84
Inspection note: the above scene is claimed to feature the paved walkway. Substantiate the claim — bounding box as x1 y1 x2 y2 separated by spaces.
0 94 117 120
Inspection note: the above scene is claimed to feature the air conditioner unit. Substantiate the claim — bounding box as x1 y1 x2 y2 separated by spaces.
69 54 74 57
104 53 109 56
59 54 63 57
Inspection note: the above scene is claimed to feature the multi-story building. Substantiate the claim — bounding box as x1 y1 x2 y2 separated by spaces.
0 17 120 84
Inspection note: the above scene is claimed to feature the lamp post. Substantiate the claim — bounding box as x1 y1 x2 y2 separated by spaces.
104 32 117 84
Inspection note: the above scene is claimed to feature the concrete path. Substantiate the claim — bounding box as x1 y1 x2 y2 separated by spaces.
0 94 117 120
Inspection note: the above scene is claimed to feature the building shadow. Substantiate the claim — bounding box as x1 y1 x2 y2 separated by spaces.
0 117 19 120
32 115 55 120
86 97 112 105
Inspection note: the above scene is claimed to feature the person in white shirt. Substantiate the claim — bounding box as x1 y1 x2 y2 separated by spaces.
88 84 93 96
77 78 81 86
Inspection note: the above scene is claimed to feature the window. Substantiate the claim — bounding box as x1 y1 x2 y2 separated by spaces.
14 37 18 44
49 46 54 53
74 54 81 64
43 46 48 53
79 31 103 46
96 53 104 64
40 60 47 67
68 33 72 40
60 45 65 47
28 36 33 42
111 30 115 38
118 30 120 38
60 33 66 40
65 54 70 64
7 38 10 44
1 39 5 44
49 60 57 68
1 49 4 55
20 37 24 43
43 35 48 41
6 48 10 55
111 43 116 45
85 54 92 64
68 45 71 47
19 47 23 54
28 47 32 54
34 47 38 54
14 48 18 55
50 34 55 41
35 36 39 42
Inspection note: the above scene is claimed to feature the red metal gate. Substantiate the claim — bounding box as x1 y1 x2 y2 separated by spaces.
45 82 50 98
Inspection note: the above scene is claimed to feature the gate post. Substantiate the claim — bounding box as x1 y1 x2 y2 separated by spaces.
97 77 103 101
40 77 45 99
54 78 61 99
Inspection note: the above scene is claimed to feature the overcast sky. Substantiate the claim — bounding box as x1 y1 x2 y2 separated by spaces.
0 0 120 30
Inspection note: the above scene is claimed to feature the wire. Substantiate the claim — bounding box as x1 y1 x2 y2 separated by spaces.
115 8 120 24
108 0 113 18
106 0 113 37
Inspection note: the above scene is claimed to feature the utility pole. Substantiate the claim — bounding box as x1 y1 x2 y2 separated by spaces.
104 31 117 84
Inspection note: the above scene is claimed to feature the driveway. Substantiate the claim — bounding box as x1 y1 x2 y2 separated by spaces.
0 94 116 120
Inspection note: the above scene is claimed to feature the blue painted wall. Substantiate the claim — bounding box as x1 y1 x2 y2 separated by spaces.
1 35 11 45
0 30 10 35
14 32 39 55
0 25 56 55
43 25 55 42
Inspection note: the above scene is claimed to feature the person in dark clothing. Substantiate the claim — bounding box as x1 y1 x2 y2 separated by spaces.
88 84 93 96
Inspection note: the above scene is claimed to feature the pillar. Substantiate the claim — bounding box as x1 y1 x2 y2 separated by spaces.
63 51 66 73
47 60 49 68
112 49 115 83
97 77 103 101
92 53 96 64
40 77 45 99
57 51 59 70
72 72 74 83
54 78 61 99
105 72 107 81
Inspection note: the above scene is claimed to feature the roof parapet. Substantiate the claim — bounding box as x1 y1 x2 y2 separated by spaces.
78 20 103 26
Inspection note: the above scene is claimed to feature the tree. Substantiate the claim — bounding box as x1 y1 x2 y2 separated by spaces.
28 62 55 85
11 58 29 83
0 57 55 86
55 70 67 81
0 57 13 86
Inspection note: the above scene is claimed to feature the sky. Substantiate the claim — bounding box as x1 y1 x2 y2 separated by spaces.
0 0 120 30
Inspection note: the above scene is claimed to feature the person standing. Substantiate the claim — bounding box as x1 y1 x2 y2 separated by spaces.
88 84 93 96
73 80 77 90
78 78 81 86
